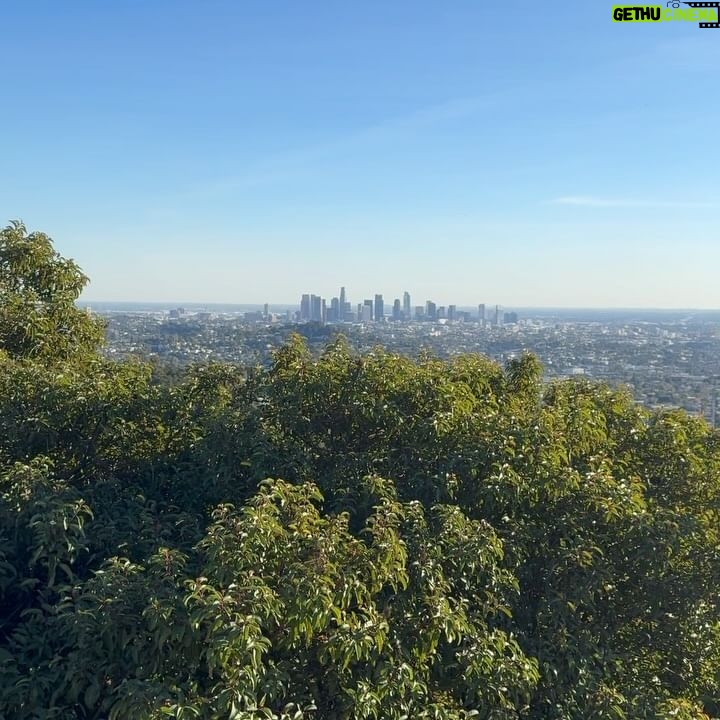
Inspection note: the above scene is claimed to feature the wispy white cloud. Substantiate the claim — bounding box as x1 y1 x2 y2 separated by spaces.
184 94 502 198
551 196 717 209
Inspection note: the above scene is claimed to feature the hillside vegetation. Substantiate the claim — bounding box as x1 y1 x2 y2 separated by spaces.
1 222 719 719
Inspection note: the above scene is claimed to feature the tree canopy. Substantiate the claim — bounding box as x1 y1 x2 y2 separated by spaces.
0 221 105 361
0 224 719 719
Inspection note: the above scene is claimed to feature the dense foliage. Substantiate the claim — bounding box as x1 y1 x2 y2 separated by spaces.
1 223 719 719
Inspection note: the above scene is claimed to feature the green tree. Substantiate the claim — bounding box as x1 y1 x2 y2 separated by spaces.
1 226 719 719
0 221 105 361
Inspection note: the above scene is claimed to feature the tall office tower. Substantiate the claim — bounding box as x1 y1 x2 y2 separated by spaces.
263 303 269 319
403 291 411 320
448 304 457 321
321 299 327 324
494 305 500 326
339 286 346 320
415 306 425 321
300 294 311 321
374 294 384 322
478 303 486 327
357 303 363 322
362 299 373 322
310 294 322 322
426 300 437 321
392 298 401 321
329 297 340 322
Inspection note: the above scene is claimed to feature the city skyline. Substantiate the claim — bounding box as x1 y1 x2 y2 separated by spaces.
2 2 719 307
297 286 517 324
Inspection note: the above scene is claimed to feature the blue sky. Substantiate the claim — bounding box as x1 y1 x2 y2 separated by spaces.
1 1 718 307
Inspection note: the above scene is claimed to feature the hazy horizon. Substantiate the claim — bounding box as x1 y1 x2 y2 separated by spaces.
78 300 720 314
2 2 718 306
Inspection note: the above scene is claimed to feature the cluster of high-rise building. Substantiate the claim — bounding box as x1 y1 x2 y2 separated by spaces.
297 288 515 326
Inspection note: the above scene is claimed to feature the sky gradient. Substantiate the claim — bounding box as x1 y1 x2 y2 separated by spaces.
1 1 718 307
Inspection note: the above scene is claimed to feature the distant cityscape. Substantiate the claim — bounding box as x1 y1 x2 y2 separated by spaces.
80 297 720 429
295 287 517 326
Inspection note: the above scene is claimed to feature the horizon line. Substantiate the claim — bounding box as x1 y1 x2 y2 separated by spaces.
76 300 720 312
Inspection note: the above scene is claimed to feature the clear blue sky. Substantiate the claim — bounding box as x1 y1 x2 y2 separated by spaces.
1 1 718 307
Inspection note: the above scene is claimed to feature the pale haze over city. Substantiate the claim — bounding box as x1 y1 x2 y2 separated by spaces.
1 1 718 307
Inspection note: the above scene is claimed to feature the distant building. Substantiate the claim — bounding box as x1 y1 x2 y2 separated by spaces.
329 297 340 322
403 291 411 320
426 301 437 321
414 305 425 321
392 298 402 321
503 311 518 325
448 304 457 321
478 303 486 327
310 295 322 322
300 294 311 321
374 294 384 322
362 299 373 322
339 287 349 321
